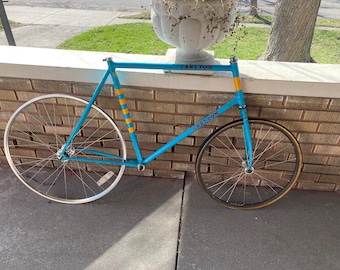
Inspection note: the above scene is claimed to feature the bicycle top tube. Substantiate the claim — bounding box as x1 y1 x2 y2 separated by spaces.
105 55 240 78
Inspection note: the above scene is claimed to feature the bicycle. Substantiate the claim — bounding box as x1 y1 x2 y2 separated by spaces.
4 56 303 209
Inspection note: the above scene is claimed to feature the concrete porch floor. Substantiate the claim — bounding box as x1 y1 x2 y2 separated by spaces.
1 164 339 270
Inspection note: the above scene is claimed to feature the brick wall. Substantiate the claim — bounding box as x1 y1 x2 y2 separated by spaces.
1 76 340 193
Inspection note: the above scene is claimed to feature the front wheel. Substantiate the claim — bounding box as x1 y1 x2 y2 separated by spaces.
195 119 302 210
4 94 126 204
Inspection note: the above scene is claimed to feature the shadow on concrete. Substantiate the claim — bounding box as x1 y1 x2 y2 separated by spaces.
0 164 183 270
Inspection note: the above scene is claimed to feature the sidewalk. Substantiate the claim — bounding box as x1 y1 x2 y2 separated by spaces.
1 5 340 270
0 5 148 47
1 163 340 270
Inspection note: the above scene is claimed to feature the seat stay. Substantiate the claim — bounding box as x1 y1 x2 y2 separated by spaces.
58 69 112 159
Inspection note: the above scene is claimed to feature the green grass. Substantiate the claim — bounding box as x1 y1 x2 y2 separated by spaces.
210 27 269 60
58 23 173 54
311 30 340 63
316 17 340 28
57 22 340 64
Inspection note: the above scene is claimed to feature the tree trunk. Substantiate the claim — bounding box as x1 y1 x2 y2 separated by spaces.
262 0 321 62
250 0 257 16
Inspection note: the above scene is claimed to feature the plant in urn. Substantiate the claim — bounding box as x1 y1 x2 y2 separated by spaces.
151 0 237 64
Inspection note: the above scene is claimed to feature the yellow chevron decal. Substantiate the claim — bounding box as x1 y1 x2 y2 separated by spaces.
119 98 126 105
234 77 242 90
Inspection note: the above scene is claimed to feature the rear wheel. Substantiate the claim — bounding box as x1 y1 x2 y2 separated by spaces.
195 119 302 210
4 94 126 204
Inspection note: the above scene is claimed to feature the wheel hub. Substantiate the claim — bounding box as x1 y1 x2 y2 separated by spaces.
56 144 75 161
242 160 254 174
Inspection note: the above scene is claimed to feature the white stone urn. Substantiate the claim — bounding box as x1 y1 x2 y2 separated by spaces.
151 0 237 64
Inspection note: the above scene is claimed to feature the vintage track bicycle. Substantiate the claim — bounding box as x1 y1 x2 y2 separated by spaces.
4 56 303 209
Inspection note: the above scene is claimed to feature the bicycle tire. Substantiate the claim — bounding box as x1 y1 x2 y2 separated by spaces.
4 94 126 204
195 118 302 210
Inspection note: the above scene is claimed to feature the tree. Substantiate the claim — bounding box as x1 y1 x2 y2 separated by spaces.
250 0 257 16
262 0 321 62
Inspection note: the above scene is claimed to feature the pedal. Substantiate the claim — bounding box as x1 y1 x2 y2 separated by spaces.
97 171 114 186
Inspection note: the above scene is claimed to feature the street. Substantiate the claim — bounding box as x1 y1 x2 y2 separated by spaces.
6 0 340 19
7 0 151 11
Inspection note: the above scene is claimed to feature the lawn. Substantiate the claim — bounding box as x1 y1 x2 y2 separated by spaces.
58 17 340 64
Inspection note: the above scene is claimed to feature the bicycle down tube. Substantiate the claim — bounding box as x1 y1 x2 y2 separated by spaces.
62 57 254 171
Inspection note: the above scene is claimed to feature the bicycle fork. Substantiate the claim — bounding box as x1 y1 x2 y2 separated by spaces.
239 107 254 173
233 80 254 173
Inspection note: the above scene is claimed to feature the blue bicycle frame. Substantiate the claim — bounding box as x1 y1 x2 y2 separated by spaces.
60 56 253 171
